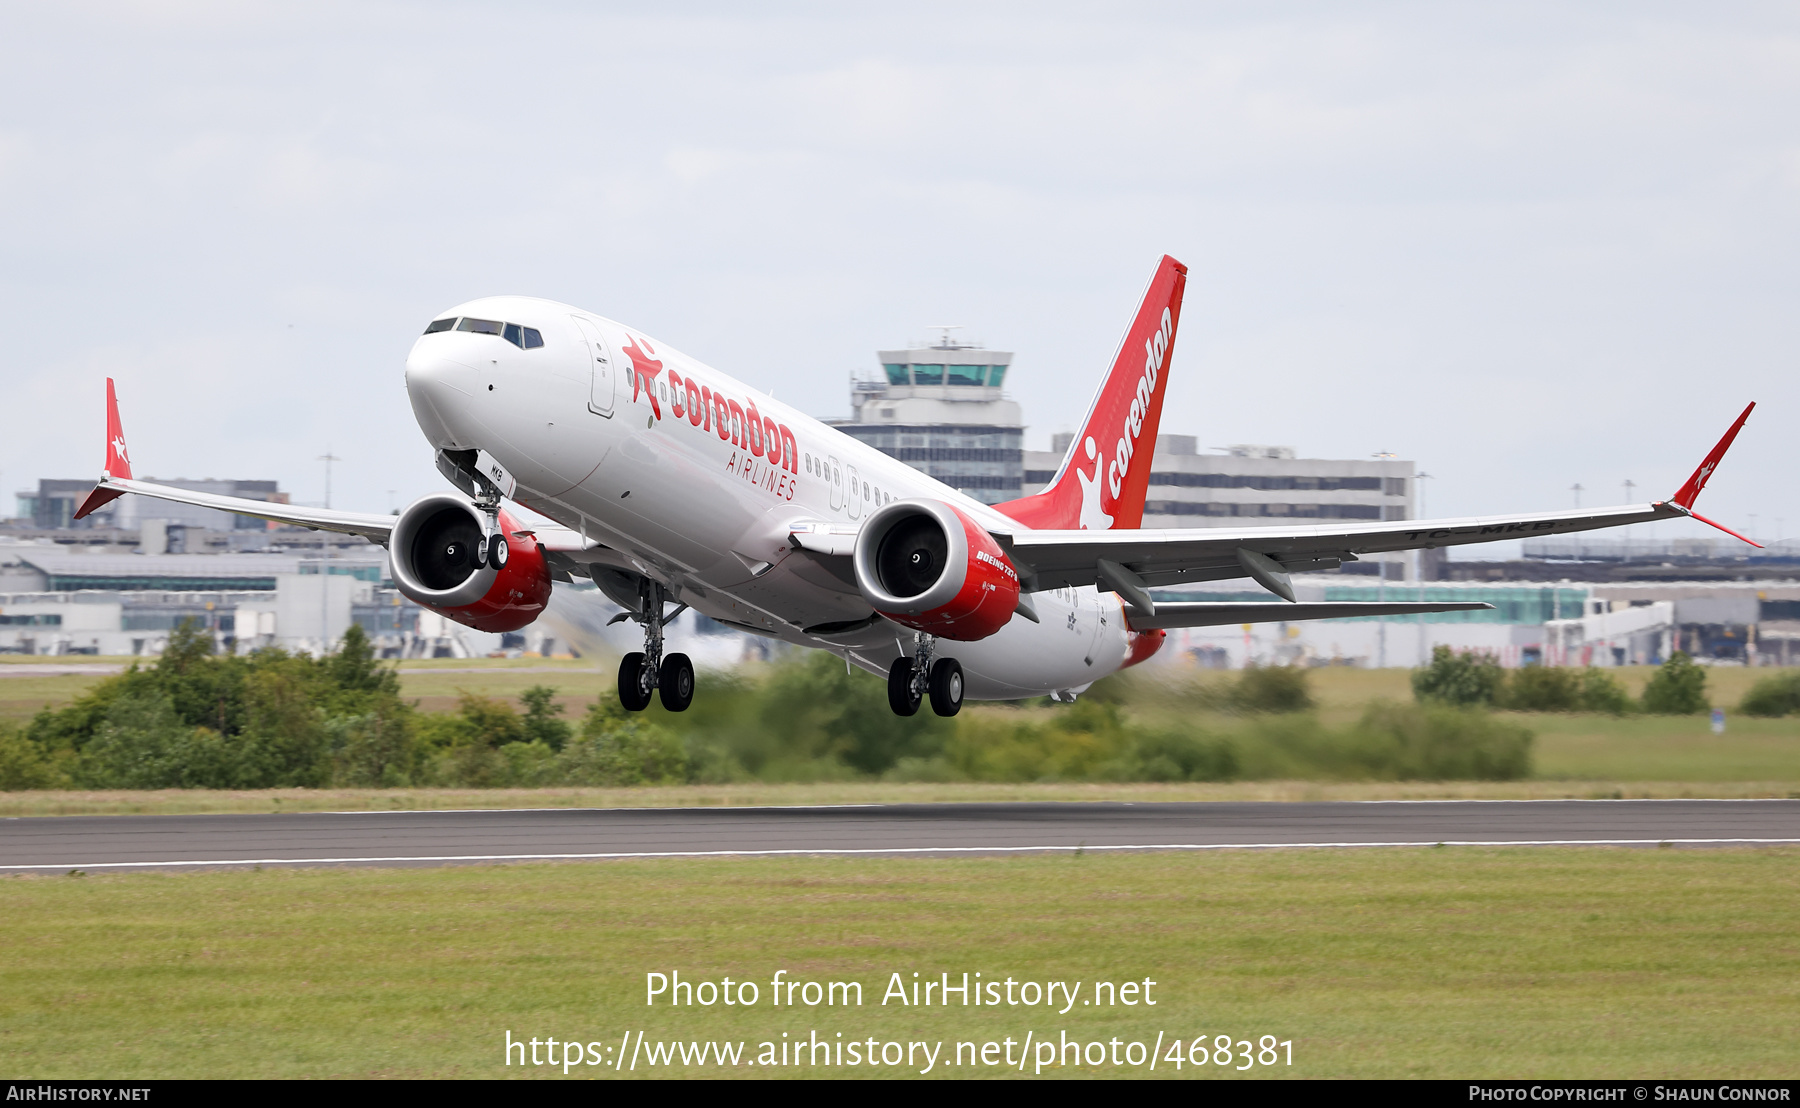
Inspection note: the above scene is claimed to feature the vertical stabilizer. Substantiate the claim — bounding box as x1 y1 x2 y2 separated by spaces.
996 255 1186 530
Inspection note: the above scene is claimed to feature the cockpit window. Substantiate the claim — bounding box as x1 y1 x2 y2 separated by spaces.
426 316 545 349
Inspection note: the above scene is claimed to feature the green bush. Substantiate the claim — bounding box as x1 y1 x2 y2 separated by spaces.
0 726 64 790
1641 652 1709 715
560 701 690 785
1229 665 1315 713
1499 666 1632 714
1504 666 1580 712
1575 668 1634 715
1351 702 1533 780
24 622 418 789
1412 646 1505 707
1739 672 1800 718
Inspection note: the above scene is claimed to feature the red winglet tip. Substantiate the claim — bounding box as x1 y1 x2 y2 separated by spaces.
1671 401 1753 509
1687 510 1763 548
73 487 124 521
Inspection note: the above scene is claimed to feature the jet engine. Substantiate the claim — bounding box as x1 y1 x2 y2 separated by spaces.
851 499 1021 641
389 493 552 633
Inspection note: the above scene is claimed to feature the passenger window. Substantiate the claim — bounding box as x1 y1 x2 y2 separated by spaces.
522 327 543 349
503 323 524 348
457 318 503 335
423 318 457 334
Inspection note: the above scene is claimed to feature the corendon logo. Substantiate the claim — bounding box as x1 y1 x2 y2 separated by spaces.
622 335 665 419
1101 305 1175 507
634 347 805 502
111 436 130 470
1075 436 1113 531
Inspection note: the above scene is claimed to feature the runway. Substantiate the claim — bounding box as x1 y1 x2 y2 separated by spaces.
2 800 1798 871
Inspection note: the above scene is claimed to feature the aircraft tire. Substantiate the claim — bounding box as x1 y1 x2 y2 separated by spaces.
887 657 921 716
618 652 653 712
659 653 695 712
928 657 964 717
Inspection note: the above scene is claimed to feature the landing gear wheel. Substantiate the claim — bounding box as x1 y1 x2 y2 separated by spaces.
659 653 695 712
487 533 509 567
887 657 922 716
618 652 653 712
928 658 964 717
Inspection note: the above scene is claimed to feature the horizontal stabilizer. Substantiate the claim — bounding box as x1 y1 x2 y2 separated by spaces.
1127 601 1494 631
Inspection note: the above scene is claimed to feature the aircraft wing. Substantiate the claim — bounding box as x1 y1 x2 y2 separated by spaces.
996 402 1757 610
1001 501 1679 593
79 474 397 543
72 378 608 555
1127 601 1494 631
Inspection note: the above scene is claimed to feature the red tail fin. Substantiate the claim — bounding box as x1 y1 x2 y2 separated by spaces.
73 378 133 520
997 255 1187 530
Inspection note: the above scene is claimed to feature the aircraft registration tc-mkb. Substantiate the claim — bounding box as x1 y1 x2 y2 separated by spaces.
74 256 1758 716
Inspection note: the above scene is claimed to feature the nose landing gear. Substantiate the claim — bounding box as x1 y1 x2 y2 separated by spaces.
886 633 962 717
613 576 694 712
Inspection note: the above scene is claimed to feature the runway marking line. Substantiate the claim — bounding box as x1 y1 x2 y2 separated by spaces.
306 798 1800 817
7 837 1800 870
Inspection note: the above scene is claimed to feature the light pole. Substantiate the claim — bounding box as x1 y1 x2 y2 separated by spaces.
317 451 341 510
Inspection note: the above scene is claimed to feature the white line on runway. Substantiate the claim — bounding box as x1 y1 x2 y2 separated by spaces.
8 837 1800 870
308 797 1800 817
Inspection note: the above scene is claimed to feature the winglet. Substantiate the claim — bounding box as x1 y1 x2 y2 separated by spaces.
73 378 133 520
1666 401 1759 547
1672 402 1752 509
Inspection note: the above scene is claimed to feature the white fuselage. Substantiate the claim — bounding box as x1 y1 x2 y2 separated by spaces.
404 295 1138 699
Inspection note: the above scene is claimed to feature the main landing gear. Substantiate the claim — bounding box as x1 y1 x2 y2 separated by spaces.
887 633 963 718
616 577 694 713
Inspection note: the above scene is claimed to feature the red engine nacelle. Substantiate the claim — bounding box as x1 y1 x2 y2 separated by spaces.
852 498 1022 642
389 494 552 633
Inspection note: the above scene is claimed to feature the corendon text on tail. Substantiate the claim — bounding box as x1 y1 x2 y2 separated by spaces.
72 256 1760 716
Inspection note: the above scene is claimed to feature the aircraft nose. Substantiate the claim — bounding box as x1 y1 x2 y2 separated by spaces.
405 342 479 446
406 343 477 398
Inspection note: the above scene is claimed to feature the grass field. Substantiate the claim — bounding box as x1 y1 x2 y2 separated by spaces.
3 848 1796 1079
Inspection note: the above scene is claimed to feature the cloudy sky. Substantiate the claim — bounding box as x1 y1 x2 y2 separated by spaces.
4 2 1796 546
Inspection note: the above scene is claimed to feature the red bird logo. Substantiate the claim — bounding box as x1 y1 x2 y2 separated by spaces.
622 334 665 419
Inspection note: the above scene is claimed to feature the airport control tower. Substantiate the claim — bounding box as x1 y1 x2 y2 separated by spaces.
828 331 1023 505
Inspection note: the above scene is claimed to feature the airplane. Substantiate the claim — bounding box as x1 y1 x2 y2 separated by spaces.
73 255 1757 716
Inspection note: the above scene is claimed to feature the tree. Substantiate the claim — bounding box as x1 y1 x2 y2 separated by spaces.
1740 672 1800 718
519 686 573 751
1412 646 1505 707
1641 652 1709 715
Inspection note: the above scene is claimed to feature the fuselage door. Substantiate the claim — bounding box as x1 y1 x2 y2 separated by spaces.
827 455 845 512
845 464 862 520
572 316 615 417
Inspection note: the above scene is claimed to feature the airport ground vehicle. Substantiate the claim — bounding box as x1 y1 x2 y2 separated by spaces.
75 256 1755 715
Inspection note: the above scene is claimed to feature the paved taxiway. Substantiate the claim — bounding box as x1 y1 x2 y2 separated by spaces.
2 800 1797 871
